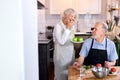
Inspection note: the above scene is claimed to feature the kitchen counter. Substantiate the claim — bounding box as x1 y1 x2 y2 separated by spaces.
38 32 91 43
75 32 92 36
38 33 54 80
38 33 52 44
68 66 120 80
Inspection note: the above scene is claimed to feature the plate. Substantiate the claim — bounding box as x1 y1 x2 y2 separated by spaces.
71 39 84 43
108 72 119 76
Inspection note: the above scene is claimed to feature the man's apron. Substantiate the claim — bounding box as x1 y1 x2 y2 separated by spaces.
84 38 108 66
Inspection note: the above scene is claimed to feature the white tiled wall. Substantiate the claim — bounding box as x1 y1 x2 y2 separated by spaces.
45 14 105 32
38 10 46 33
38 14 105 33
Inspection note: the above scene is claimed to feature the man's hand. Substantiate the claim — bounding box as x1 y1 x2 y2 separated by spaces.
72 62 80 69
72 56 84 69
104 61 116 68
104 61 111 67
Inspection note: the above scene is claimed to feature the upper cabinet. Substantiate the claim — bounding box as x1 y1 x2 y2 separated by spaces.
49 0 74 14
38 0 45 5
75 0 101 14
49 0 101 14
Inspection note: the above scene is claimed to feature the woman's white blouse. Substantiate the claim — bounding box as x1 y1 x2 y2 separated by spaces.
53 20 75 45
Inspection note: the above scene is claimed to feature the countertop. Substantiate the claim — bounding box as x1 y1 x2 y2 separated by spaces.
75 32 92 36
38 32 91 44
68 66 120 80
38 33 52 44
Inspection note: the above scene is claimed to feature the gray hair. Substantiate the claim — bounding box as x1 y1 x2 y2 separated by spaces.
61 8 78 22
96 22 108 32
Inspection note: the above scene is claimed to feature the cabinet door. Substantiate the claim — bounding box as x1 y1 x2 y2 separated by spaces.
75 0 101 14
49 0 74 14
38 0 45 5
38 44 50 80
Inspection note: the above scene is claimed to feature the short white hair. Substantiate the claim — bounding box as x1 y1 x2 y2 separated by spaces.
61 8 78 22
96 22 108 32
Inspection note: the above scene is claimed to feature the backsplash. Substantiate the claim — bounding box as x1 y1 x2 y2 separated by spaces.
45 14 105 32
38 0 107 33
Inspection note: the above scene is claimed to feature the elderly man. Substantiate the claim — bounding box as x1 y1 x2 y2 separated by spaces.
73 22 118 68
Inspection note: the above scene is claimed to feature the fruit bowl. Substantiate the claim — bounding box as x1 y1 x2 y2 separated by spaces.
92 67 109 79
71 37 84 43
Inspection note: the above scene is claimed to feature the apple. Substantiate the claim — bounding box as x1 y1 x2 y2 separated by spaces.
109 67 117 74
96 63 102 67
78 37 83 42
111 67 116 72
73 37 84 42
73 37 78 42
96 63 102 71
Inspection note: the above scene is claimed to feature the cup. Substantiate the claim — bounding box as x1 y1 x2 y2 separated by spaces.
80 66 85 77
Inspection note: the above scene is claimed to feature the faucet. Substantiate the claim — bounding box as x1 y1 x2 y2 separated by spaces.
76 21 80 32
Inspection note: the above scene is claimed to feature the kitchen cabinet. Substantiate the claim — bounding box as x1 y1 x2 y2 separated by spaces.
75 0 101 14
38 43 50 80
38 34 54 80
49 0 101 14
38 0 45 5
49 0 74 14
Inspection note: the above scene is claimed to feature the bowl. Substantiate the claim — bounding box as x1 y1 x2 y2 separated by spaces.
92 67 109 79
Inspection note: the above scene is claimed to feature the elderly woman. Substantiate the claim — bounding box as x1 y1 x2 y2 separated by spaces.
53 8 78 80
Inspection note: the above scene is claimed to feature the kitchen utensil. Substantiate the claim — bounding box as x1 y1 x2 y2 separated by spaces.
92 67 109 79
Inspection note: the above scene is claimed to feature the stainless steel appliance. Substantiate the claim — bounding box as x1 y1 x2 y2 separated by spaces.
45 26 54 39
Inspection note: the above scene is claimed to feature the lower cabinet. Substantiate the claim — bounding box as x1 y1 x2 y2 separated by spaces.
74 34 91 58
38 39 54 80
38 43 49 80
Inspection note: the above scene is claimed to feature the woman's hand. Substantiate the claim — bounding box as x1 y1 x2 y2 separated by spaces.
65 19 75 29
62 14 76 29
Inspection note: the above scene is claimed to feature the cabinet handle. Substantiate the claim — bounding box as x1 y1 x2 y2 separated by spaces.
49 48 54 51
